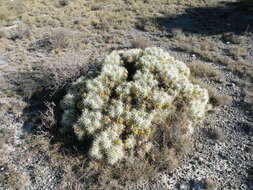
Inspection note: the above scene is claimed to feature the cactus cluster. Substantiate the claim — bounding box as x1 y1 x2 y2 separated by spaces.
60 47 210 165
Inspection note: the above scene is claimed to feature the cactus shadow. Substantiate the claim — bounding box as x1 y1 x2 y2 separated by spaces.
21 85 92 157
141 3 253 35
18 64 102 158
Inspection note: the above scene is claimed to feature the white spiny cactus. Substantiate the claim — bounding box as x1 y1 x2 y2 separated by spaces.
60 47 210 164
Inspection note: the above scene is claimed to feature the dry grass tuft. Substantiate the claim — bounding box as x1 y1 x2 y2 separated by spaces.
0 163 26 189
50 30 73 49
130 38 152 49
171 28 186 42
30 29 80 52
228 46 247 59
39 102 56 137
205 127 224 142
8 52 90 99
222 33 247 44
203 177 220 190
189 62 222 81
210 95 233 107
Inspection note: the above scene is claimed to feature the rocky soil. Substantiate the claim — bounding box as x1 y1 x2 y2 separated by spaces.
0 0 252 189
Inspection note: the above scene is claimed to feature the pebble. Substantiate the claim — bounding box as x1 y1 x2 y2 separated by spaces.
0 56 9 65
0 166 5 171
226 83 235 88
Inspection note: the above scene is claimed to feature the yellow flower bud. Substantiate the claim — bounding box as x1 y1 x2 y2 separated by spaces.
127 97 132 102
140 104 146 110
133 128 138 134
113 139 122 145
139 129 145 134
162 103 171 109
145 128 151 134
124 69 128 77
103 116 111 123
155 104 161 109
116 117 124 124
79 88 85 93
125 105 130 111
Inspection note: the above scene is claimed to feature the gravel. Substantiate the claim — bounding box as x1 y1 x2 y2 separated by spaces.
0 24 252 190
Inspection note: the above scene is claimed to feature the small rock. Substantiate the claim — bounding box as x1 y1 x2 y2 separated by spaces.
0 166 5 171
226 83 235 87
0 56 9 65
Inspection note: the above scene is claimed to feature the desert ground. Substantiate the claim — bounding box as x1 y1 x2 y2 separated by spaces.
0 0 252 189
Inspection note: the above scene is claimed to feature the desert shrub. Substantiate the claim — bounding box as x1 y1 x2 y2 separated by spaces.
130 38 151 49
188 62 221 81
59 47 210 165
8 52 89 99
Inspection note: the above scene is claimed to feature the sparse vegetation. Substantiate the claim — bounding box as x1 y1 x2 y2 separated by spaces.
0 0 252 189
0 164 26 189
228 46 247 59
222 33 247 44
14 47 213 188
188 61 221 81
8 52 89 99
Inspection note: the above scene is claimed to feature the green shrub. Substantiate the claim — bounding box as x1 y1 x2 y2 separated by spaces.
60 47 210 165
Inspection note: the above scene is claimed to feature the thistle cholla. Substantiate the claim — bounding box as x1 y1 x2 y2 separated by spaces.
60 47 209 164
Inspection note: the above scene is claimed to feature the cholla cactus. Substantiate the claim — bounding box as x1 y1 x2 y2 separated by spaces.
60 47 210 165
